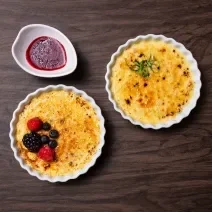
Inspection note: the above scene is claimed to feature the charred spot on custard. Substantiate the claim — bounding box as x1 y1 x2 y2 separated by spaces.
137 91 155 108
76 96 87 107
166 111 175 117
44 164 50 170
183 71 189 77
188 81 193 87
134 82 139 87
125 99 131 105
177 64 182 68
60 119 65 124
144 83 148 87
160 48 166 52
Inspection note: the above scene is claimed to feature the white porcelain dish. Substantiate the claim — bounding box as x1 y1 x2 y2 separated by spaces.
105 34 201 129
9 85 105 182
12 24 77 78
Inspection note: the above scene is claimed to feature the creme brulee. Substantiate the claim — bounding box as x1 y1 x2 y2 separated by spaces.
15 90 100 176
110 40 194 124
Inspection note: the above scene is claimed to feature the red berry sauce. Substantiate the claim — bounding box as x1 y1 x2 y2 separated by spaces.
26 36 67 71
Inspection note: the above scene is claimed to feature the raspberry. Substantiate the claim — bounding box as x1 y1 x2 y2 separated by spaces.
22 132 42 152
27 117 43 131
38 146 55 162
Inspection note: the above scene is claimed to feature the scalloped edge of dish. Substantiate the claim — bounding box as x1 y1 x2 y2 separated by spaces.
9 85 105 182
105 34 201 129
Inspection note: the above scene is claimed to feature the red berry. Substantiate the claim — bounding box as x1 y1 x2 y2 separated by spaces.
27 117 43 131
38 146 55 162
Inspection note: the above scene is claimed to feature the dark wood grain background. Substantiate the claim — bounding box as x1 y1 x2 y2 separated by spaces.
0 0 212 211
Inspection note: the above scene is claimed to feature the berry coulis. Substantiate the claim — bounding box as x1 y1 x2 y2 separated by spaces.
26 36 67 71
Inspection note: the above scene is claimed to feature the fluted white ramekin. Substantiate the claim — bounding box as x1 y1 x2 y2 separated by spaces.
9 85 105 182
105 34 201 129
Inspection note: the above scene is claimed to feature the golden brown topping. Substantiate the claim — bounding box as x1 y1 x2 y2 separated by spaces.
137 92 155 108
27 152 37 161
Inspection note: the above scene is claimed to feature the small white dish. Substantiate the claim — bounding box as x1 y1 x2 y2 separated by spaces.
9 85 105 182
105 34 202 129
12 24 77 78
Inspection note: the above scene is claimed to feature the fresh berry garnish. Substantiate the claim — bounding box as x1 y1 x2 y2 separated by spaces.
27 117 43 132
42 122 51 131
49 130 59 138
49 140 58 149
38 146 55 162
41 135 49 144
22 132 42 152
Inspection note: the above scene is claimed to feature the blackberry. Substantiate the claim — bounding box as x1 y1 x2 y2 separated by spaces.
42 122 51 131
49 130 59 138
22 132 42 152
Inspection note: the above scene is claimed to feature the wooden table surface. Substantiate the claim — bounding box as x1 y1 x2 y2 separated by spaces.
1 0 212 211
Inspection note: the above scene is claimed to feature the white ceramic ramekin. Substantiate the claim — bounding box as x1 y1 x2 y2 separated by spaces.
105 34 201 129
12 24 77 78
9 85 105 182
